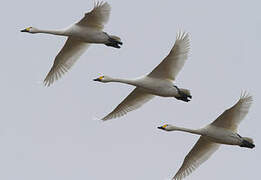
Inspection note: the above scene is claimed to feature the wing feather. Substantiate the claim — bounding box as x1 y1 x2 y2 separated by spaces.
211 92 253 132
44 38 89 86
173 137 220 180
148 31 190 81
77 2 111 30
102 88 154 121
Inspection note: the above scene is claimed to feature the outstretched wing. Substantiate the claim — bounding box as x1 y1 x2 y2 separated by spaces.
173 137 220 180
148 31 190 81
211 92 253 132
76 2 111 30
44 38 89 86
102 88 154 121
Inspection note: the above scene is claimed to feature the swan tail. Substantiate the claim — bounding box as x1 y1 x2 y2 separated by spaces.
175 88 192 102
180 88 192 98
240 137 255 148
105 35 123 48
243 137 254 144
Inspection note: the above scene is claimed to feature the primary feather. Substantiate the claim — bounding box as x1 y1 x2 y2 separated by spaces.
148 31 190 81
211 92 253 132
44 38 89 86
102 88 154 120
77 2 111 30
173 137 220 180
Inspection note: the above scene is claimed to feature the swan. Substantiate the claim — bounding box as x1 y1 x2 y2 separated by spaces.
21 2 122 86
94 31 191 120
157 92 254 180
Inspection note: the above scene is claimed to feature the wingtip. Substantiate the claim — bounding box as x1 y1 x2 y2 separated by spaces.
101 115 113 121
94 1 110 8
101 117 107 121
240 91 253 102
43 78 52 87
176 30 189 40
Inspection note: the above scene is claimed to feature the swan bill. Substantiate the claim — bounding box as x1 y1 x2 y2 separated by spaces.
157 124 168 130
20 27 32 32
93 76 104 82
93 78 102 82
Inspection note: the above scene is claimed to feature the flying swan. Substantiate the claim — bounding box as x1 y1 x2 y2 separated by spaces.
94 31 191 120
158 92 254 180
21 2 122 86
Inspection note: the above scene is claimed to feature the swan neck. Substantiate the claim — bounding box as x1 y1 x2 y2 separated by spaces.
170 126 202 135
35 28 67 36
109 78 137 86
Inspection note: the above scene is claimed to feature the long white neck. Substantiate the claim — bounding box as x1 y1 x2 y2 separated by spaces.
168 125 202 135
107 77 140 87
34 28 67 36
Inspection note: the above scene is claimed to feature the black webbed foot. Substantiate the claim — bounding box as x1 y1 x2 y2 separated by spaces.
174 85 192 102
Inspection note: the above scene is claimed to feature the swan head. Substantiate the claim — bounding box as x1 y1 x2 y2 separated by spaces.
93 75 112 83
157 124 172 131
20 27 38 33
158 124 180 131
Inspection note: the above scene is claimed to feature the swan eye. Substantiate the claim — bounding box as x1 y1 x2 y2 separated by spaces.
162 124 168 128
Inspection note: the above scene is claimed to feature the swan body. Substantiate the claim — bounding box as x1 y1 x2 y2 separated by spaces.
201 125 243 145
65 26 110 43
94 32 191 120
21 2 122 86
96 76 180 97
158 93 254 180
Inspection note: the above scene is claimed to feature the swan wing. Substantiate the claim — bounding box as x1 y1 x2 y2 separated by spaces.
211 92 253 132
102 88 154 121
148 31 190 81
76 2 111 30
173 137 220 180
44 38 89 86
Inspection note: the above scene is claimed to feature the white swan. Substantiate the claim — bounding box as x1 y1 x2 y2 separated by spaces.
21 2 122 86
94 31 191 120
158 92 254 180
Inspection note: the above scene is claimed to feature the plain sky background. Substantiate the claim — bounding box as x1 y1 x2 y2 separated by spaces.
1 0 260 179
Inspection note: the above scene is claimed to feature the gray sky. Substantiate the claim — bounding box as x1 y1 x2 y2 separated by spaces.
1 0 260 179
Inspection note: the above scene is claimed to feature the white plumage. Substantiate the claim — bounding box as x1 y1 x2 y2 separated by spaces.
102 88 155 120
94 31 191 120
158 93 254 180
148 32 190 80
21 2 122 86
211 92 253 132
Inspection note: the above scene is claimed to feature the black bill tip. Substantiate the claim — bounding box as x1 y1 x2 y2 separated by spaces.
20 29 28 32
93 78 101 82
